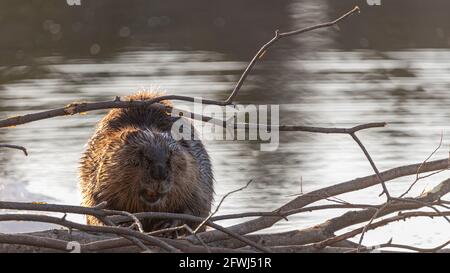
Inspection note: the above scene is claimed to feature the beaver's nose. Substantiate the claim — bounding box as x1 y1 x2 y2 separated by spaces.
150 164 169 181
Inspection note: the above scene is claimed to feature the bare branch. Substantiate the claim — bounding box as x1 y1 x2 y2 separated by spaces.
225 5 360 103
196 158 449 244
350 132 390 199
0 7 360 130
194 179 253 233
0 214 179 253
400 132 445 198
314 210 450 249
0 144 28 156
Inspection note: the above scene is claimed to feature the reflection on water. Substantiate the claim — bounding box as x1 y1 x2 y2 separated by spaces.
1 0 450 247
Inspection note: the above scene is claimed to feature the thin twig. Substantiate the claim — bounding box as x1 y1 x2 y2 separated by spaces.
400 132 445 198
356 202 390 252
225 5 360 103
194 179 254 233
350 132 391 199
0 144 28 156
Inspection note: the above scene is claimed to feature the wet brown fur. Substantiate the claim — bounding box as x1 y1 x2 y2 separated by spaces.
79 91 214 232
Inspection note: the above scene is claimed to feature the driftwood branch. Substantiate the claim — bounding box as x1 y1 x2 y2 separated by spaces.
194 157 449 245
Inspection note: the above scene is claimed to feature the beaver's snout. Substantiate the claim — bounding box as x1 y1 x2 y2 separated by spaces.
139 179 172 206
139 188 161 206
140 168 173 206
149 163 169 181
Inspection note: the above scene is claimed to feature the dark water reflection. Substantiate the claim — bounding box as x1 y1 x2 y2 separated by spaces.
0 0 449 246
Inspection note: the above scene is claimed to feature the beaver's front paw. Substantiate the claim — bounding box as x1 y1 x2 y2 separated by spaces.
152 219 185 238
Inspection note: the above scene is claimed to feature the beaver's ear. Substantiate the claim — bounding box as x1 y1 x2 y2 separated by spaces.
160 116 180 131
167 115 180 122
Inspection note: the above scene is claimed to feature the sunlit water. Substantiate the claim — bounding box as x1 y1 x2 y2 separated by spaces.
1 0 450 249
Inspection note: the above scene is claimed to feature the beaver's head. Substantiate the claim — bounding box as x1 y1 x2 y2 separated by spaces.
114 128 187 207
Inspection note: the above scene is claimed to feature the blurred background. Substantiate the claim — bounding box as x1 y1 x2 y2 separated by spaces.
0 0 450 247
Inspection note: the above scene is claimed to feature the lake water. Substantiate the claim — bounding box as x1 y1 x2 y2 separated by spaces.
0 0 449 248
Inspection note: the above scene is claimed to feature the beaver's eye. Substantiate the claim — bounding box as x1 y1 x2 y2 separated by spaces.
145 157 153 165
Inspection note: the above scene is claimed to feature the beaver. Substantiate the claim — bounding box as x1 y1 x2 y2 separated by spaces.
79 91 214 233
